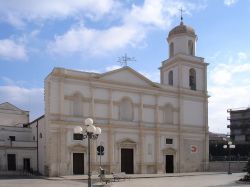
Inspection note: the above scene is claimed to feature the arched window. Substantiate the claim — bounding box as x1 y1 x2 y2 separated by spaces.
188 40 194 56
73 92 83 116
168 70 173 86
119 98 133 121
164 104 173 124
169 42 174 57
189 68 196 90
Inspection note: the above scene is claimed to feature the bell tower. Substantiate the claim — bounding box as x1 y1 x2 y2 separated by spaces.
159 16 209 172
160 19 207 92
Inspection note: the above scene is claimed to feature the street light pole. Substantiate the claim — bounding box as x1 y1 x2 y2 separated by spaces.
88 135 91 187
74 118 101 187
223 140 235 175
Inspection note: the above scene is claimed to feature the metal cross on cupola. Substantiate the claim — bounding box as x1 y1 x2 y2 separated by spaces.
179 7 185 24
118 53 136 67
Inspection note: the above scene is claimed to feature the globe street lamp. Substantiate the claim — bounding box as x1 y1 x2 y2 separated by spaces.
74 118 101 187
223 141 235 174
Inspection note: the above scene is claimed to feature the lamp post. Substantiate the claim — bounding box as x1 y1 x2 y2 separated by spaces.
223 140 235 174
74 118 101 187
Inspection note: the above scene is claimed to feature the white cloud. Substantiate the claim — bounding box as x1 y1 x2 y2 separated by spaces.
48 0 203 56
224 0 238 6
208 83 250 133
125 0 171 28
48 24 145 55
237 52 248 62
210 52 250 85
0 39 27 60
211 63 250 85
139 71 160 82
208 51 250 133
0 85 44 120
211 67 232 85
0 0 117 27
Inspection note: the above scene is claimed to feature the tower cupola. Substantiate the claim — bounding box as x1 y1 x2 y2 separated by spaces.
167 21 197 58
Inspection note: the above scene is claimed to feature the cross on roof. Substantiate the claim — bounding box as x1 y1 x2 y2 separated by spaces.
117 53 136 67
179 8 184 22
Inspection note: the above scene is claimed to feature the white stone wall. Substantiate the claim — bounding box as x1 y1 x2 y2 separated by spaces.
44 55 208 176
0 103 29 126
182 99 204 127
30 117 45 175
168 35 196 57
0 126 37 172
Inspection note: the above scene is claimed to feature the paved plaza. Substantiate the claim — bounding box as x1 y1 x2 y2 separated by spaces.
0 173 248 187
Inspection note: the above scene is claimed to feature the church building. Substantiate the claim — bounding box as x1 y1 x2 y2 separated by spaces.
37 20 209 176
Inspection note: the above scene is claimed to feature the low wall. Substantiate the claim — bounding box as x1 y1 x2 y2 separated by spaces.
208 161 247 172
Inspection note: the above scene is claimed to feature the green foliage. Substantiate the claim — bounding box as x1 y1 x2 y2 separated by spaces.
245 158 250 175
240 158 250 181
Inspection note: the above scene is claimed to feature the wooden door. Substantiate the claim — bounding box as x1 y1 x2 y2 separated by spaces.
73 153 84 174
165 155 174 173
23 158 30 171
121 148 134 174
7 154 16 171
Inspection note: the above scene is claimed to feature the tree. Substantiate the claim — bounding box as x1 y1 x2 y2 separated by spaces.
246 158 250 175
240 158 250 181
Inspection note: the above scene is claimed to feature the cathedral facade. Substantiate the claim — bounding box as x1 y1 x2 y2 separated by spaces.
40 21 209 176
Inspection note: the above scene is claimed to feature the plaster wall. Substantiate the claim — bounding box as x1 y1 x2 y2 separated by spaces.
183 100 204 126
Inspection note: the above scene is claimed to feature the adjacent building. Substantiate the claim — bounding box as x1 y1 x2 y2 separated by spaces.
0 102 37 173
227 107 250 157
228 107 250 144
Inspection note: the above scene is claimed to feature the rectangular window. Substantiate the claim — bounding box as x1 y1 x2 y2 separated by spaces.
73 134 83 140
166 138 173 144
9 136 15 141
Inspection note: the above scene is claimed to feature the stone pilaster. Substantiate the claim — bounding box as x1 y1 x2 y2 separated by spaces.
139 94 146 173
59 127 68 175
108 89 114 173
59 78 64 118
90 86 95 117
154 95 163 173
177 63 182 173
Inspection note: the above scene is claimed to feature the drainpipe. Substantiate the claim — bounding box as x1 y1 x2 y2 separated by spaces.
36 120 39 174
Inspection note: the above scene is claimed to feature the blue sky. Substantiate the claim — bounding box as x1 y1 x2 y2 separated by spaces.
0 0 250 133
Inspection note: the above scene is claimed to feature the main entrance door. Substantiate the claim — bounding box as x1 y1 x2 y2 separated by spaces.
165 155 174 173
7 154 16 171
121 148 134 174
73 153 84 174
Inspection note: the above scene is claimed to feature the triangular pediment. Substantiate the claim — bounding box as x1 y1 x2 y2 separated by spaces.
0 102 25 112
99 67 158 87
162 147 176 155
117 138 137 149
68 143 87 152
119 138 136 144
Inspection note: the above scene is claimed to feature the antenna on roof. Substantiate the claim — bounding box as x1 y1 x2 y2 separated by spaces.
117 53 136 67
